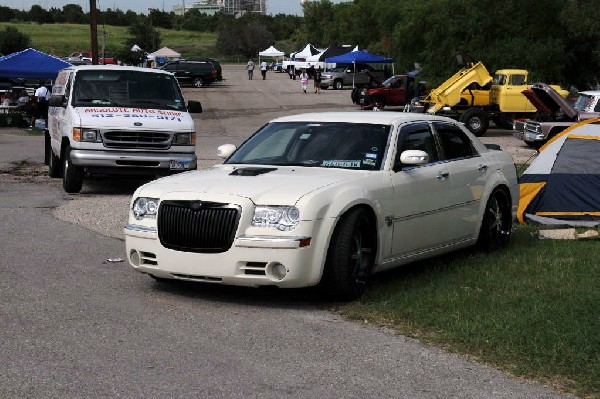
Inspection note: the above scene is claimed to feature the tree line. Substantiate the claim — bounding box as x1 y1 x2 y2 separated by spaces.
1 1 598 90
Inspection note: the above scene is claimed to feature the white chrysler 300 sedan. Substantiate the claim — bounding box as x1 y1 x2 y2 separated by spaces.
125 112 518 300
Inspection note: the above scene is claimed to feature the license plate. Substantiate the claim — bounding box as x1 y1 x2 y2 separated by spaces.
170 160 191 170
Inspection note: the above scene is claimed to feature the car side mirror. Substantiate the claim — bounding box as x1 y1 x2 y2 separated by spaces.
187 100 202 113
217 144 236 159
400 150 429 166
48 94 66 108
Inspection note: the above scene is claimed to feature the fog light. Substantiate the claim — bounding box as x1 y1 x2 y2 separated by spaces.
130 250 141 266
268 263 287 281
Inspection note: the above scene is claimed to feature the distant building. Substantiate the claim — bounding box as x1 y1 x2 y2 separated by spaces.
173 0 266 16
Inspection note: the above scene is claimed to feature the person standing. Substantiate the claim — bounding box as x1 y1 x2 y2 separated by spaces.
260 60 268 80
247 59 255 80
33 81 49 128
313 65 322 93
299 69 309 94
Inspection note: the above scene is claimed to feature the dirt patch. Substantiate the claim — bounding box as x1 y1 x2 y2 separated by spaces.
0 160 55 183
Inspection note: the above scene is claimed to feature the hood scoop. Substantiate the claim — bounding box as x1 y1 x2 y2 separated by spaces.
229 167 277 176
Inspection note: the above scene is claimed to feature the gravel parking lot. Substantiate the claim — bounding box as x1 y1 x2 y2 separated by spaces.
1 64 538 239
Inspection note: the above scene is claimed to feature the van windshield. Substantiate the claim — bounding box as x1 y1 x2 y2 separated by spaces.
71 70 186 110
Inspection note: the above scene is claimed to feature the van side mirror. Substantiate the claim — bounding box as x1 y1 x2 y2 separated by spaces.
48 95 66 108
187 100 202 113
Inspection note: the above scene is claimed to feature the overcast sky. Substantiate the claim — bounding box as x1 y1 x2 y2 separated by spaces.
7 0 350 16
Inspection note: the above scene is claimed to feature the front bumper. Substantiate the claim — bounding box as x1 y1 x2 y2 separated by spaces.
124 217 335 288
70 149 197 172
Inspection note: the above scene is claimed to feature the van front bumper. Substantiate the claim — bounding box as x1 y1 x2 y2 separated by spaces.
70 149 197 172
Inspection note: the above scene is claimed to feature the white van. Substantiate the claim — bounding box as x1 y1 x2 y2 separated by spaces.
45 65 202 193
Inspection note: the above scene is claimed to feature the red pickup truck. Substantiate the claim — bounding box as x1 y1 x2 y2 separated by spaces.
354 74 427 110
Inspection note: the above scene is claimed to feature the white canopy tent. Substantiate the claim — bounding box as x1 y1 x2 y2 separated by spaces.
290 43 319 60
258 45 285 65
148 47 181 58
259 45 284 57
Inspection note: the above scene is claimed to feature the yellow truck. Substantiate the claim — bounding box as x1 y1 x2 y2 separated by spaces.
408 59 568 136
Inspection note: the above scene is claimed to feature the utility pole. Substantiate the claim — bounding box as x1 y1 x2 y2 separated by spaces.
89 0 99 65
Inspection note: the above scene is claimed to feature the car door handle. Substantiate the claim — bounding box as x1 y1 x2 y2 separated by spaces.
478 164 489 172
437 171 449 179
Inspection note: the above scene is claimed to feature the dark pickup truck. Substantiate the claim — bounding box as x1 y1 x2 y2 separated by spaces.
513 83 600 148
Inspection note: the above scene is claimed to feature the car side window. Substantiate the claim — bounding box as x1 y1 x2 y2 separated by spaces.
594 99 600 112
397 122 439 166
433 122 476 160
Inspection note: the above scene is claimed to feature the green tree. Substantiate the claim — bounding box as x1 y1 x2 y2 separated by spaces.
62 4 86 24
125 16 161 53
0 26 31 55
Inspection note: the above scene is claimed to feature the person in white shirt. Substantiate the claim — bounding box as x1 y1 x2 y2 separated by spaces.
246 59 255 80
33 82 50 128
260 61 268 80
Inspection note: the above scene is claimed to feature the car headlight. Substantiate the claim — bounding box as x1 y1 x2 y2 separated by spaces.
173 132 196 145
252 206 300 231
73 128 101 142
132 197 159 220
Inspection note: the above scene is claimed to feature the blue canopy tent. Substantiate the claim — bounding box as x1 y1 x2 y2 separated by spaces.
0 48 71 80
325 50 394 88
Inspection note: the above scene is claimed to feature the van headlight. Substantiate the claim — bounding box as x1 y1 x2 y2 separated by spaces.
173 132 196 145
132 197 159 220
73 128 101 142
252 206 300 231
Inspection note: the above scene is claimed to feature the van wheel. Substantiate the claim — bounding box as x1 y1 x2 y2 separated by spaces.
47 140 61 178
193 77 204 88
62 145 84 193
333 80 343 90
460 108 489 136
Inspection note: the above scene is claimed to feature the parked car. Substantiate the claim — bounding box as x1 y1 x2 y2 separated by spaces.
160 60 217 87
513 83 600 148
125 112 518 300
320 63 386 90
67 51 116 65
190 58 223 81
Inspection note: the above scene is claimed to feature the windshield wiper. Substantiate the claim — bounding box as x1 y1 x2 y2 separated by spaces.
270 160 322 167
76 98 125 107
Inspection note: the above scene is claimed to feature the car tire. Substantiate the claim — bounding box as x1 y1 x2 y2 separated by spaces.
192 77 204 88
459 108 489 136
372 96 386 109
322 208 376 301
62 145 84 193
333 80 343 90
47 139 61 178
477 188 512 251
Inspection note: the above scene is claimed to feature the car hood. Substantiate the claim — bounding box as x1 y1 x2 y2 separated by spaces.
138 164 364 204
73 107 195 130
521 83 577 119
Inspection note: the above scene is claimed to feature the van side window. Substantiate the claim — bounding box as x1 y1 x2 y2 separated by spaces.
433 122 476 160
64 73 73 104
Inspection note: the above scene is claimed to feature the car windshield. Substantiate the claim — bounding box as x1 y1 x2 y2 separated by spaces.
71 70 186 110
226 121 391 171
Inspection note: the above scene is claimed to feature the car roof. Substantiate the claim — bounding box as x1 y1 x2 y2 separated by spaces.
271 111 460 125
64 65 173 76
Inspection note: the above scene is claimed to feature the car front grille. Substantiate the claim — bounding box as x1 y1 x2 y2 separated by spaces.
103 131 172 149
158 200 241 253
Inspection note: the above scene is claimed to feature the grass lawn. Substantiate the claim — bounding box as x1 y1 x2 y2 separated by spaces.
337 224 599 398
0 22 217 59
